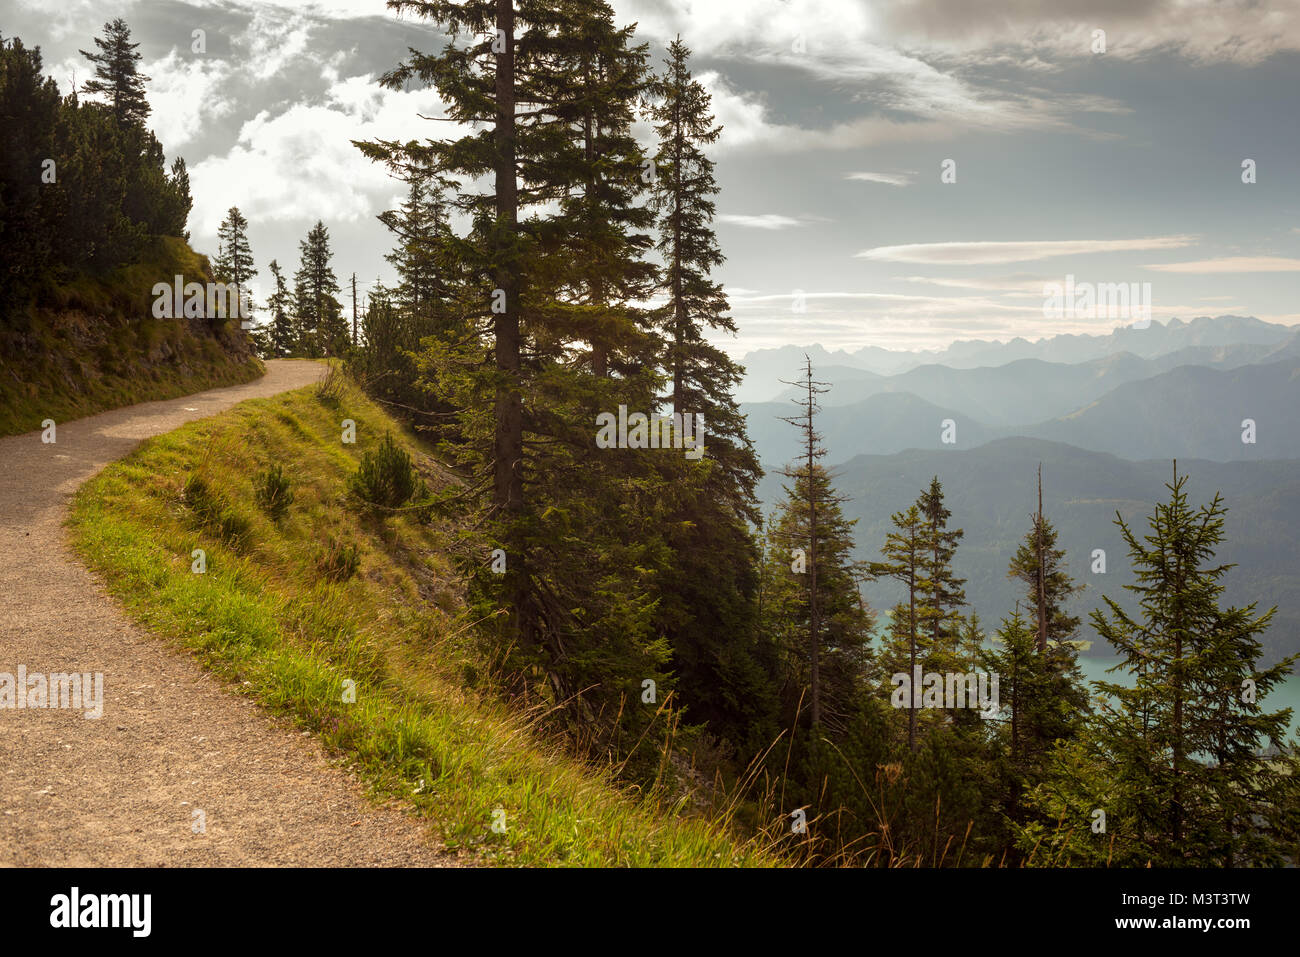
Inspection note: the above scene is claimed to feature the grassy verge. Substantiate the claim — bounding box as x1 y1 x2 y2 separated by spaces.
69 375 777 866
1 236 262 436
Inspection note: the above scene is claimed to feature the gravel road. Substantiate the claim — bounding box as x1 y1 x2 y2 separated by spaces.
0 360 454 866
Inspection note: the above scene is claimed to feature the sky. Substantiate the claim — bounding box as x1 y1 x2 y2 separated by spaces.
9 0 1300 356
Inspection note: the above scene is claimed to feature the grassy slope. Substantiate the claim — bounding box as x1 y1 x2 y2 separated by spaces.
0 236 263 437
69 377 775 867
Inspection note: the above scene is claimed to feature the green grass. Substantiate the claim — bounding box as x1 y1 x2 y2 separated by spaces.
0 236 262 437
69 377 778 867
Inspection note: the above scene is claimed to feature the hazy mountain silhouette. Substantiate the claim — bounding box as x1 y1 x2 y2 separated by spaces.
767 335 1300 425
745 390 998 469
740 315 1296 403
1021 358 1300 461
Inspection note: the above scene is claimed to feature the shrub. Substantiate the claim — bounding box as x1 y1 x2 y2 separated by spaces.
350 432 418 509
315 362 344 404
214 507 251 545
254 463 294 519
316 536 360 583
182 471 250 545
181 472 219 523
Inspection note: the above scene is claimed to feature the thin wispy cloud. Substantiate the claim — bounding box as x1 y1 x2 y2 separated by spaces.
1145 257 1300 273
846 171 913 186
858 237 1199 265
718 214 803 230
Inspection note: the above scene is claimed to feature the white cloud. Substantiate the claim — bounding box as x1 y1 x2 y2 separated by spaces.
189 75 450 235
703 72 955 152
846 171 912 186
718 214 802 230
616 0 1300 68
243 7 316 82
139 51 234 151
857 236 1199 265
1145 256 1300 273
897 275 1047 293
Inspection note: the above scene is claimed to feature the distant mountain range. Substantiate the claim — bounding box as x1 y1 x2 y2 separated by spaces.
767 336 1300 423
746 356 1300 466
739 315 1297 403
741 315 1300 663
1022 358 1300 461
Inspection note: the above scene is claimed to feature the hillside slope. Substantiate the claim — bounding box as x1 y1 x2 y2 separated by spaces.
746 390 998 470
0 236 261 436
68 374 774 866
1022 358 1300 461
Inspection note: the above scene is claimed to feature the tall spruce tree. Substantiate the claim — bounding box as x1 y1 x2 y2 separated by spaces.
79 19 150 126
640 38 770 749
168 157 192 239
0 35 62 310
762 460 874 735
547 5 656 378
776 358 831 727
983 483 1091 834
378 167 453 328
647 37 759 516
293 220 343 357
265 259 295 357
356 0 678 747
213 206 255 322
870 504 929 753
915 476 966 671
1009 468 1082 651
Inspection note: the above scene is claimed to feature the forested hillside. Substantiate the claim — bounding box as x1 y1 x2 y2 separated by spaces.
0 27 259 435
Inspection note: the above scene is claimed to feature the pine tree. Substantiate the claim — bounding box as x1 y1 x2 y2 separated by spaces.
293 220 343 357
980 485 1092 834
638 39 772 749
378 167 453 328
915 476 966 670
265 260 295 357
1020 465 1300 866
79 19 150 126
1002 467 1091 800
1093 465 1298 863
548 5 656 379
980 605 1086 839
355 1 677 745
646 37 759 519
763 460 874 734
0 35 62 311
870 504 929 752
168 157 191 239
775 358 833 726
1009 465 1082 652
213 206 255 323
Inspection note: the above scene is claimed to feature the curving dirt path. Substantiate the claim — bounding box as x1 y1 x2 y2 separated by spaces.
0 360 454 866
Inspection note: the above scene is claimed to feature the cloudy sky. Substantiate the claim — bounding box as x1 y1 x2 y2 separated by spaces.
10 0 1300 354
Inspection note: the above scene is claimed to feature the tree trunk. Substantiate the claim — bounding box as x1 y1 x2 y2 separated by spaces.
806 363 820 728
493 0 526 643
1036 464 1047 653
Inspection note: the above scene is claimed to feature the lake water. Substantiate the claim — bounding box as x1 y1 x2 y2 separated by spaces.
1076 655 1300 739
